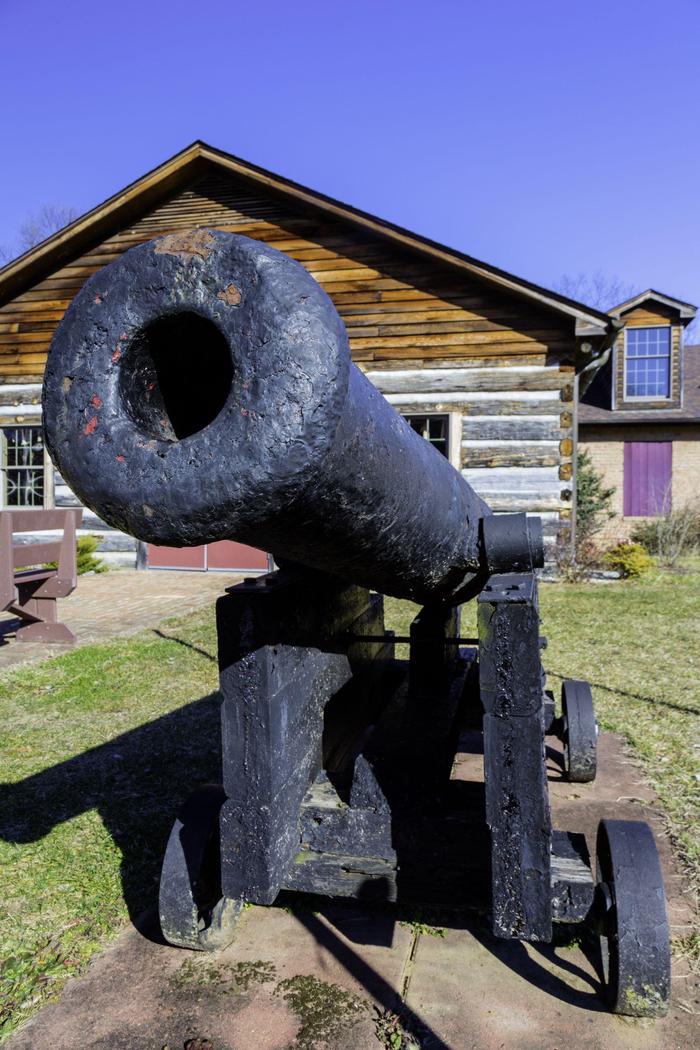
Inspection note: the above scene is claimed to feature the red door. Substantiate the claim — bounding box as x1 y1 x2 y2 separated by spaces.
146 540 268 571
207 540 268 570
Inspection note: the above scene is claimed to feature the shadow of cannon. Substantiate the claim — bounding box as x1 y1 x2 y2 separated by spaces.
0 691 222 925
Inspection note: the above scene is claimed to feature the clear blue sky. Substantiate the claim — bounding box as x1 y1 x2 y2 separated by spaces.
1 0 698 307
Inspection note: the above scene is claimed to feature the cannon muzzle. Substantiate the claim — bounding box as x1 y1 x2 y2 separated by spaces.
43 229 542 603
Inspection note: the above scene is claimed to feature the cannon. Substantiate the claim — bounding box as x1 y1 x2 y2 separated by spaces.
43 229 670 1017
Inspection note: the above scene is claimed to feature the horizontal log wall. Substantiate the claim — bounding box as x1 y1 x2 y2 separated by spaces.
0 168 577 550
364 362 574 543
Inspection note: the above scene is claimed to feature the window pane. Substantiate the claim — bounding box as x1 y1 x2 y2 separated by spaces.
1 426 46 507
625 327 671 397
403 414 449 458
627 326 670 358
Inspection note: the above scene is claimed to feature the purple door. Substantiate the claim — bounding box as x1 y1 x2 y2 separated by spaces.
623 442 672 516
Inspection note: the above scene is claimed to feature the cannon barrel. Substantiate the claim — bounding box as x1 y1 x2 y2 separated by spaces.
43 229 542 604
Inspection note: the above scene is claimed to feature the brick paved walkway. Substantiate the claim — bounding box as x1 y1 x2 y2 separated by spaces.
0 569 244 675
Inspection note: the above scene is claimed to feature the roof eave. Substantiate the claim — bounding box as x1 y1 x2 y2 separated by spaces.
193 144 613 331
0 139 614 335
610 288 698 322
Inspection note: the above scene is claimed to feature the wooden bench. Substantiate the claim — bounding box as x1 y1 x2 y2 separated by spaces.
0 509 83 643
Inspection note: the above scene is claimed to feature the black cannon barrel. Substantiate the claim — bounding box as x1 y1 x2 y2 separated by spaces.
43 229 541 604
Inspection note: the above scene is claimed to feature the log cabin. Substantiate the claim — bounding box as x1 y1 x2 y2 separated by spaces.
0 141 616 569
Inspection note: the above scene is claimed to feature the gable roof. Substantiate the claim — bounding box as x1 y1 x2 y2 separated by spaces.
0 140 613 338
610 289 697 323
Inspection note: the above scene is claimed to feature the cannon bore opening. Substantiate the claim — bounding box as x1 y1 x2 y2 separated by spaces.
120 312 233 441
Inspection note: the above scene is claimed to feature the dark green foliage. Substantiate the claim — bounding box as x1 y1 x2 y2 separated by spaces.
75 535 108 574
576 449 615 546
45 535 108 575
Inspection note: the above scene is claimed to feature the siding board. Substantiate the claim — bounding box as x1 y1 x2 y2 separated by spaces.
366 365 566 394
461 417 562 441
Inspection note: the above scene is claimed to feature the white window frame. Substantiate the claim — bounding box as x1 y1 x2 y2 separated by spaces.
401 411 455 466
0 424 52 510
623 325 673 402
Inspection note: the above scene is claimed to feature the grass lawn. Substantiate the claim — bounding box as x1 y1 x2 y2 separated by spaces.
1 564 698 1039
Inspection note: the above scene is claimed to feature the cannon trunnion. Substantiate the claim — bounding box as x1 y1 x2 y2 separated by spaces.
43 230 670 1018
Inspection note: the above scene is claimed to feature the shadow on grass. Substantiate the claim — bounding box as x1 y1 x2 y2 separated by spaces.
0 691 222 924
546 669 698 716
151 628 217 662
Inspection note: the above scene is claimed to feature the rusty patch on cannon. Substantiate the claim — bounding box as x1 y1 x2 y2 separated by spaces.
154 229 214 261
217 283 242 306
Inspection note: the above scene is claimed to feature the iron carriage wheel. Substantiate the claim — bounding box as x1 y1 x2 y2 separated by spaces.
159 783 242 951
594 819 670 1016
561 679 597 783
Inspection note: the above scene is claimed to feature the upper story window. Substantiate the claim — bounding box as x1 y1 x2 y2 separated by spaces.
624 326 671 399
0 426 47 508
403 414 449 457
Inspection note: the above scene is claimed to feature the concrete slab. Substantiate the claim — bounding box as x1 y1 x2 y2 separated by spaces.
6 732 698 1050
405 924 697 1050
6 904 411 1050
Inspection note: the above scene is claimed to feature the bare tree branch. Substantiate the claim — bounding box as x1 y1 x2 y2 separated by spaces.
17 204 79 253
554 271 637 312
556 271 698 343
0 203 79 268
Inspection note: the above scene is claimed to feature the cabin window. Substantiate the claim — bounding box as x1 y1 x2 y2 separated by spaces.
624 327 671 399
623 441 672 517
0 426 47 508
403 414 449 457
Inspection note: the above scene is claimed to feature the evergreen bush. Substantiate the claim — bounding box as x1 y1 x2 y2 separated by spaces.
576 448 615 546
603 541 652 578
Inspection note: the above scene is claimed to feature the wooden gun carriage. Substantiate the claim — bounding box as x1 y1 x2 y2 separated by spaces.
43 228 670 1017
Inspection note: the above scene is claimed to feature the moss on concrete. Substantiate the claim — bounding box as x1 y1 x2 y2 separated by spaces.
275 973 368 1048
170 957 277 994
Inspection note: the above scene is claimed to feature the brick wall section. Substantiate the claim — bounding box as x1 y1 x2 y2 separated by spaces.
579 424 700 543
673 427 700 503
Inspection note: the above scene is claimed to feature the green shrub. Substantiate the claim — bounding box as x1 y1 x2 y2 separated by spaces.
45 535 108 575
630 502 700 566
576 448 616 547
555 450 615 578
76 535 108 574
603 541 653 578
